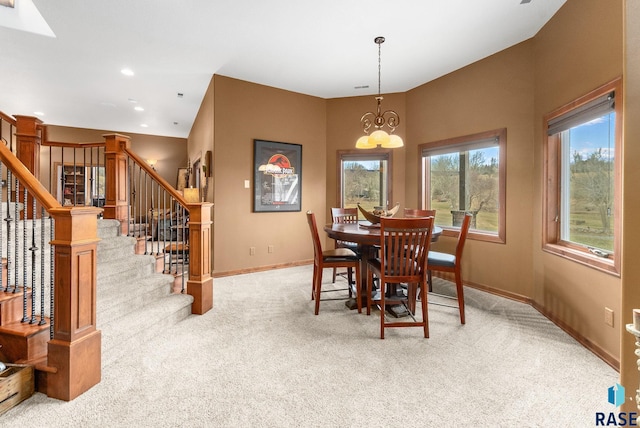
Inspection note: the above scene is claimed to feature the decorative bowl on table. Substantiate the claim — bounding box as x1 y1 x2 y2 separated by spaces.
357 203 400 224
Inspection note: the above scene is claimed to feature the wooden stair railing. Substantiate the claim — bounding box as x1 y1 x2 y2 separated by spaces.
103 133 213 315
0 125 102 402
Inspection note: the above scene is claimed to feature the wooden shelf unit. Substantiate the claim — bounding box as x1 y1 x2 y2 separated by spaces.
59 164 88 206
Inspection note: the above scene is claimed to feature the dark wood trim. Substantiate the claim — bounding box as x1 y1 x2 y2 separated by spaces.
44 140 105 148
530 301 619 371
335 149 393 209
417 128 506 244
542 77 622 276
213 260 312 278
432 272 620 371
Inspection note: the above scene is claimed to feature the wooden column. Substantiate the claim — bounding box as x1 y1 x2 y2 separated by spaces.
45 206 102 401
103 133 130 234
186 202 214 314
14 115 42 219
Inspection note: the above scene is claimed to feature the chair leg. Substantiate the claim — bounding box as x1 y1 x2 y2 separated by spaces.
407 283 417 314
427 270 433 292
314 269 323 315
454 267 465 324
311 264 318 300
354 264 362 314
380 286 385 339
332 267 337 283
421 280 429 338
366 269 373 316
347 267 353 298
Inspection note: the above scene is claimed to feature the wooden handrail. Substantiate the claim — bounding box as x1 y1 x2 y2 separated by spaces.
122 146 189 208
43 140 105 148
0 111 16 125
0 141 61 210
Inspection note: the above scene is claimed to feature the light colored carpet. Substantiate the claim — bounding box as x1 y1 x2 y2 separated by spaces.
2 265 618 427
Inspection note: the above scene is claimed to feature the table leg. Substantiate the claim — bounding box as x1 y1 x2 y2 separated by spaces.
344 244 376 310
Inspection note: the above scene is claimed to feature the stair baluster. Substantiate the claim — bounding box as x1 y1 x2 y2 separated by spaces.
39 207 47 326
28 194 37 324
21 183 28 322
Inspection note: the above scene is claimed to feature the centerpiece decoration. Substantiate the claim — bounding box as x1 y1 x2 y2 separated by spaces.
357 202 400 224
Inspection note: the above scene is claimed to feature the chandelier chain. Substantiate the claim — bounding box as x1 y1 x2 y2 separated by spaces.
378 41 381 96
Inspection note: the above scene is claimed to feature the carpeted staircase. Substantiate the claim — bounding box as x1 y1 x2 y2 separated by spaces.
96 219 193 368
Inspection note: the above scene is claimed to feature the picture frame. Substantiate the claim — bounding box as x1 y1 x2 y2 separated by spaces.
253 139 302 212
176 167 189 192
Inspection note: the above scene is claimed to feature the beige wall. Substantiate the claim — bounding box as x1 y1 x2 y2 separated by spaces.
187 77 215 203
621 0 640 412
211 75 326 274
405 41 536 299
532 0 622 363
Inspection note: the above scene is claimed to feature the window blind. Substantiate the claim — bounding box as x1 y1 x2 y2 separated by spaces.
547 91 615 136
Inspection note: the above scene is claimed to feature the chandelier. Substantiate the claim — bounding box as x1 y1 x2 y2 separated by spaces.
355 36 403 149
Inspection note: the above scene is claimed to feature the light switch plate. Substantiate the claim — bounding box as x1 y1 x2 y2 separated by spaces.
244 180 250 189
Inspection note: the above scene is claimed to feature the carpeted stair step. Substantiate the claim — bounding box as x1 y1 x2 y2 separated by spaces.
97 219 122 239
97 254 157 283
97 234 137 263
100 292 193 368
97 274 176 323
94 218 194 368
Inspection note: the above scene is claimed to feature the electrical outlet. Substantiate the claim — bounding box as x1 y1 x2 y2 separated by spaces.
268 245 274 253
249 247 256 256
604 307 614 327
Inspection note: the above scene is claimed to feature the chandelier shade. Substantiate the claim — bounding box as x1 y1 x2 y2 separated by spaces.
356 36 404 149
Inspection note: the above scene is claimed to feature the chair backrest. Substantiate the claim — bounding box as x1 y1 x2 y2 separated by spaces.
455 213 473 261
331 207 358 224
378 216 434 282
306 211 323 265
403 208 436 218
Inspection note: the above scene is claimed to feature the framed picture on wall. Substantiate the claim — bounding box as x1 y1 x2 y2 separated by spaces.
176 167 189 192
253 139 302 212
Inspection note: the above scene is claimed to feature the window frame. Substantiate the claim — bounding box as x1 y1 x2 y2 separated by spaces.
542 78 622 276
336 149 393 209
418 128 506 244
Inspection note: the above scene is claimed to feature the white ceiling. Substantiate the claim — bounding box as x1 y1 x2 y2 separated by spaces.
0 0 566 139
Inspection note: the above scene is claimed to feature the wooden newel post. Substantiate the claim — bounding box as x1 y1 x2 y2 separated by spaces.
14 115 42 219
103 133 130 234
186 202 214 314
45 206 102 401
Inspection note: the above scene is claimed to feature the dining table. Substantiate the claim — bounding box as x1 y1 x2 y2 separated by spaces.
323 221 442 313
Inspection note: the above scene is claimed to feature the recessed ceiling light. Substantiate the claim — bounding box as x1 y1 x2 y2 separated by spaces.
140 124 148 128
134 106 144 112
177 93 184 98
173 121 179 125
121 68 135 76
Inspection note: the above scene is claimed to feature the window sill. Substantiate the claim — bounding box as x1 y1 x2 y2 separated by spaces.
542 243 620 277
439 228 504 244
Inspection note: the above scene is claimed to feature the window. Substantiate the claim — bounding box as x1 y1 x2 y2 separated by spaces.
337 150 392 211
419 129 506 243
543 78 621 275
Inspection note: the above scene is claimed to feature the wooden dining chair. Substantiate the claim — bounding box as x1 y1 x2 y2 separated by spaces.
330 207 359 286
403 208 436 218
427 212 472 324
306 211 362 314
366 216 434 339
